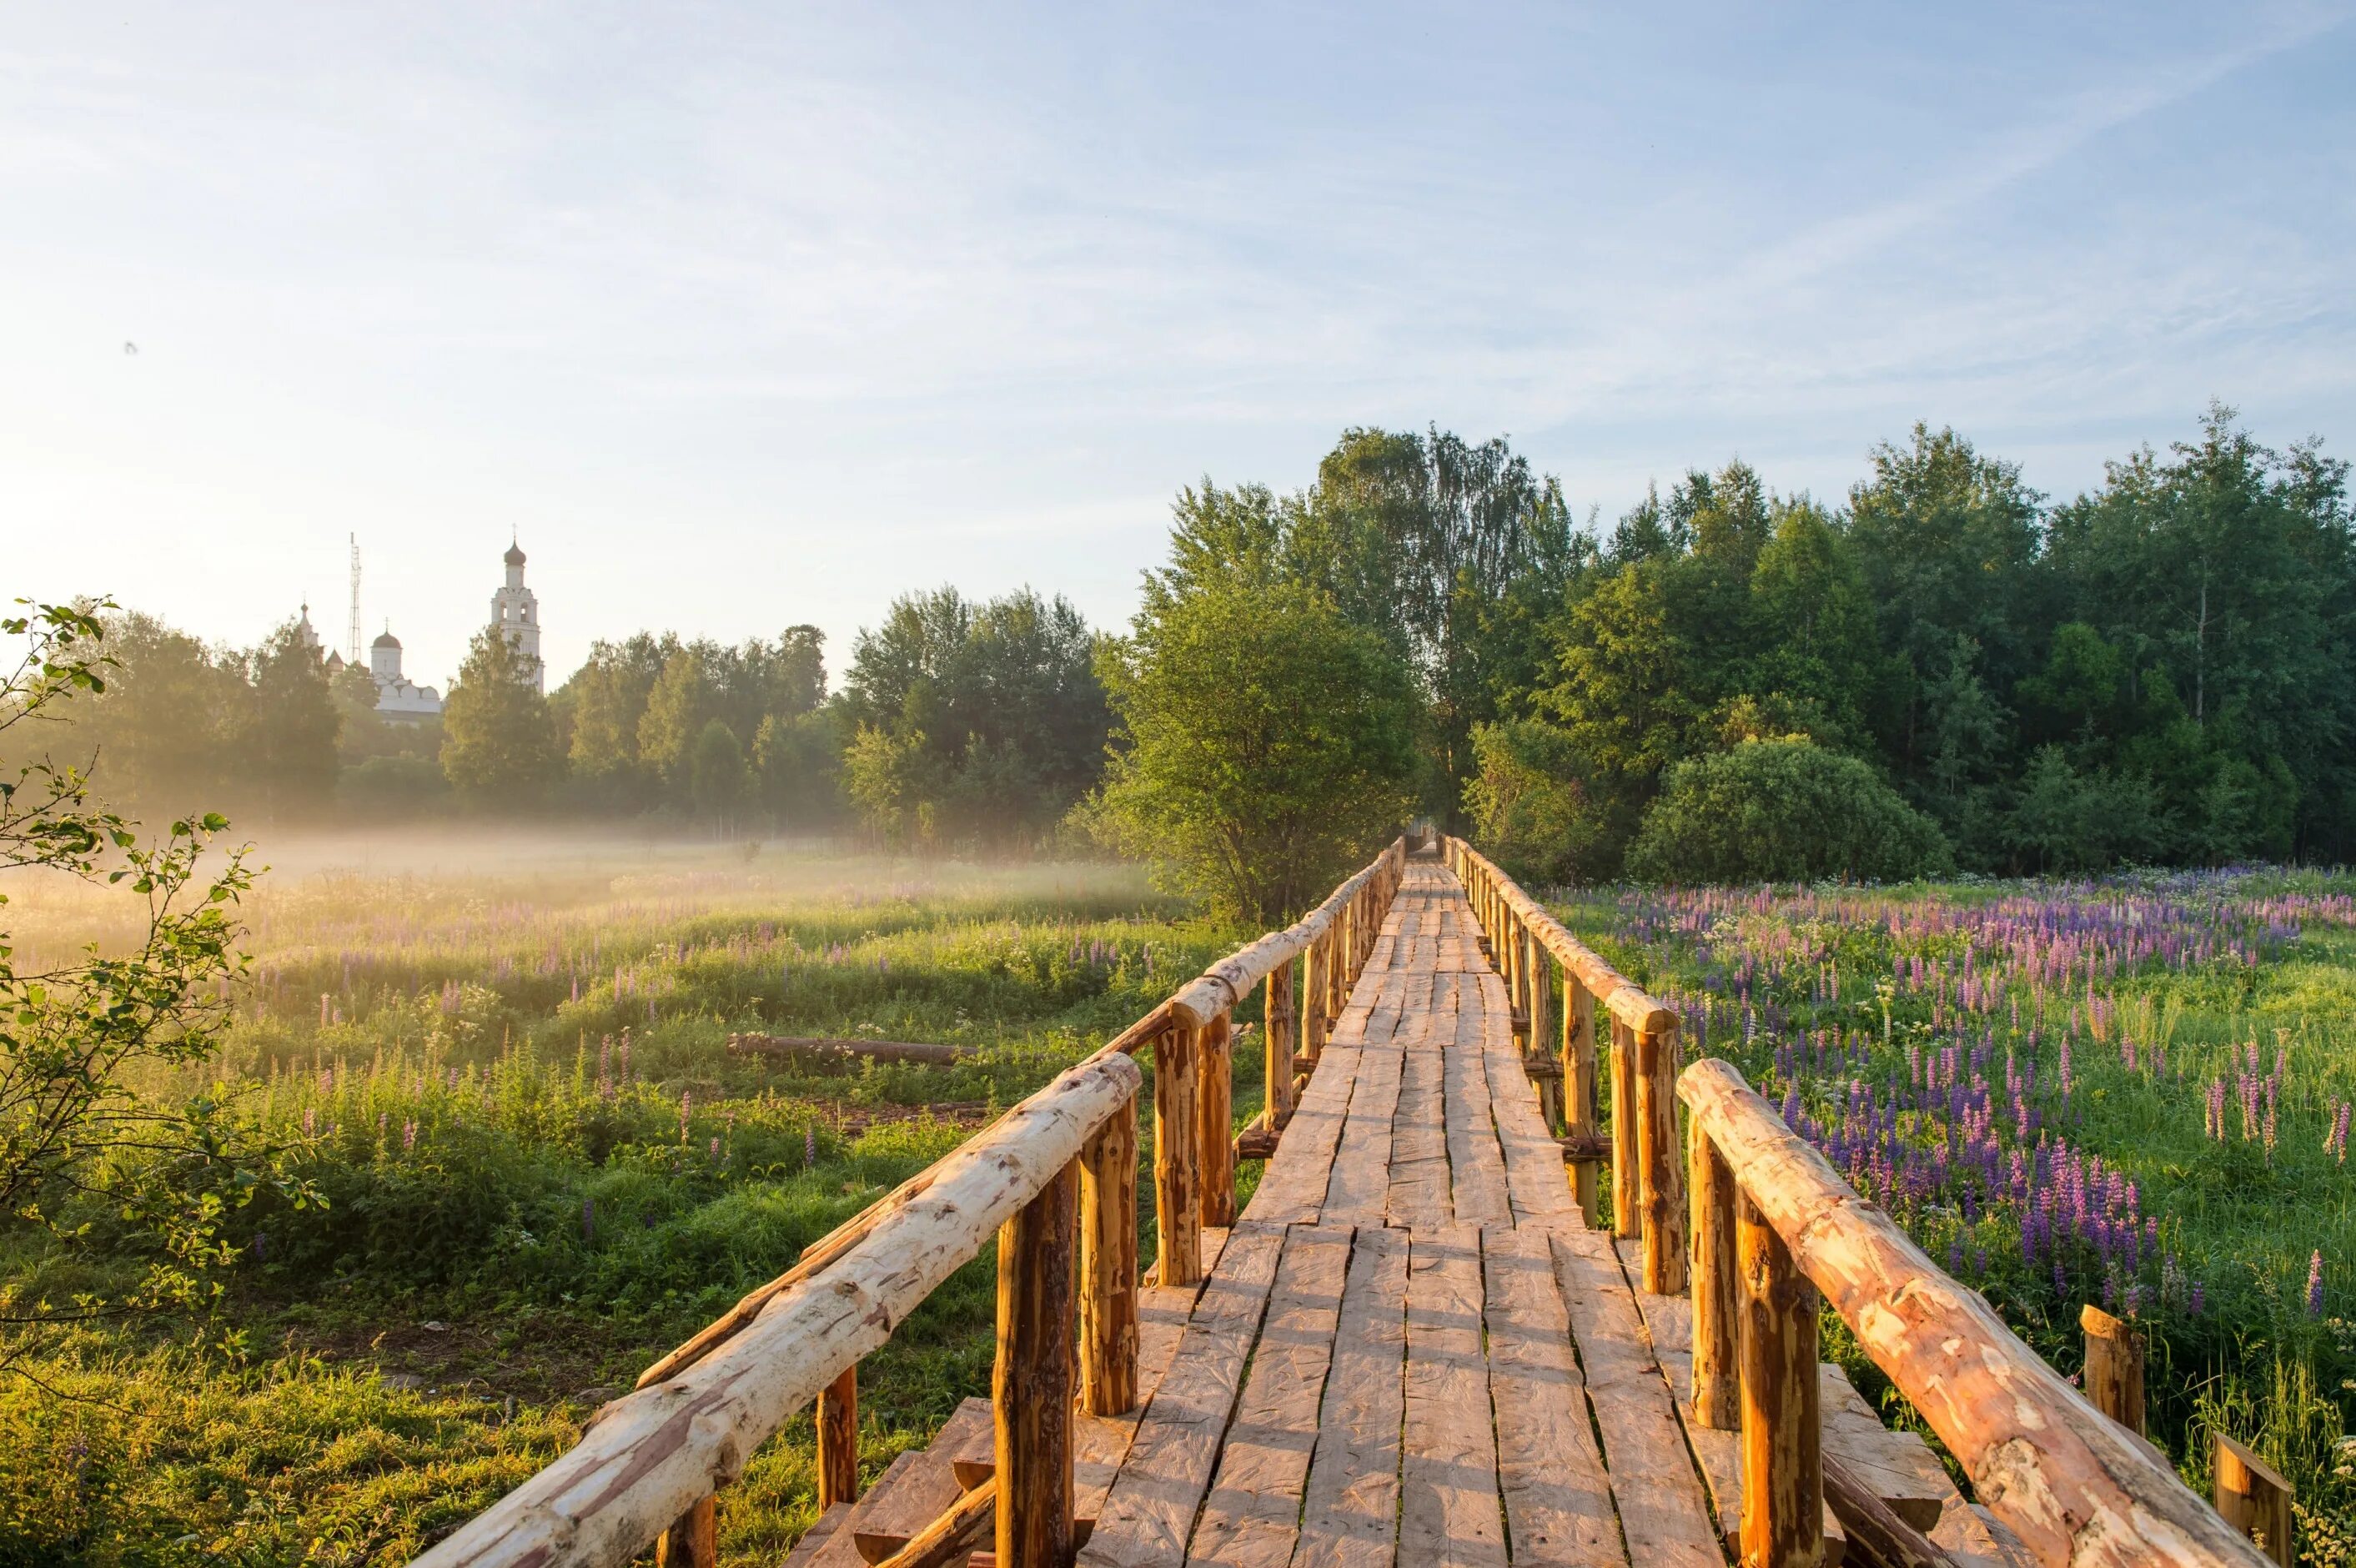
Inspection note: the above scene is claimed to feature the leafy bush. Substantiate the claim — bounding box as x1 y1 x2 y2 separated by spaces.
1625 737 1950 884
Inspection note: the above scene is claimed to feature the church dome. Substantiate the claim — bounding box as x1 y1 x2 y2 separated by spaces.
504 540 526 567
373 629 402 650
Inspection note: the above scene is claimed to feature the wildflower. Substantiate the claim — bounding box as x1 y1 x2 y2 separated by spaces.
806 1124 818 1168
581 1198 595 1243
2310 1250 2326 1318
402 1119 418 1151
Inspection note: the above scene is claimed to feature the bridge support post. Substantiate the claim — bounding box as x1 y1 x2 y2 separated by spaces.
656 1496 718 1568
1565 979 1599 1215
1639 1018 1687 1294
1610 1019 1640 1240
1080 1098 1138 1416
996 1158 1078 1568
818 1363 859 1508
1198 1012 1236 1229
1739 1189 1823 1568
1153 1023 1203 1286
1302 941 1327 1065
1690 1128 1739 1430
1265 962 1297 1128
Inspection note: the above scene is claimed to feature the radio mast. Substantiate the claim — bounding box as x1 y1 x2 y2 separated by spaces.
346 535 363 666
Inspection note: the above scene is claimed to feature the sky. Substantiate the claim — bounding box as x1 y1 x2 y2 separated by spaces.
6 3 2354 694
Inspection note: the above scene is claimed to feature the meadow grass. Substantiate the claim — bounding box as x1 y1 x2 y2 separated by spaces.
0 837 1263 1567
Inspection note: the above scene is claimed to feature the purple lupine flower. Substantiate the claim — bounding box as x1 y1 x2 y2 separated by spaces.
2308 1249 2325 1317
582 1198 595 1242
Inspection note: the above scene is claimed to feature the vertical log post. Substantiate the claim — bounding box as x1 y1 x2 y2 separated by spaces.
996 1159 1078 1568
1565 979 1599 1214
1153 1024 1203 1287
2080 1304 2146 1438
1198 1011 1236 1229
1639 1017 1688 1294
1527 930 1560 1128
656 1497 718 1568
1739 1190 1824 1568
1079 1098 1138 1416
817 1363 860 1509
1609 1018 1640 1240
1302 940 1328 1065
1326 929 1346 1022
2215 1435 2293 1568
1690 1128 1739 1430
1265 961 1298 1128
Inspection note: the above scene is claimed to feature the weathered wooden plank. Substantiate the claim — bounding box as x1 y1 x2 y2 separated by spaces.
1401 1225 1505 1568
1239 1040 1360 1225
1482 997 1580 1224
1549 1228 1726 1568
1481 1224 1624 1568
1077 1222 1289 1568
1187 1224 1354 1568
1320 1036 1403 1224
1440 976 1510 1225
849 1450 966 1566
1384 976 1452 1231
781 1502 861 1568
1296 1225 1409 1568
1820 1367 1953 1531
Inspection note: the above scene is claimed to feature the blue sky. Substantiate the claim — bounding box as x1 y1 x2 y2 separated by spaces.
7 3 2353 691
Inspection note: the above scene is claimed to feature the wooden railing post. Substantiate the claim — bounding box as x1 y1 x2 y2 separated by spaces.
2215 1436 2293 1568
1079 1097 1138 1416
1198 1011 1236 1229
1153 1024 1203 1287
656 1498 718 1568
1690 1129 1739 1430
1324 929 1346 1023
1740 1189 1824 1568
1565 978 1599 1214
1610 1018 1640 1240
818 1363 860 1509
2080 1304 2145 1438
1265 962 1297 1128
1526 931 1560 1129
996 1158 1078 1568
1302 940 1328 1065
1639 1017 1687 1294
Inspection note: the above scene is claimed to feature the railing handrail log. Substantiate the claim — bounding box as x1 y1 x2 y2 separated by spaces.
1168 839 1404 1028
1444 841 1674 1036
1677 1058 2268 1568
415 1053 1145 1568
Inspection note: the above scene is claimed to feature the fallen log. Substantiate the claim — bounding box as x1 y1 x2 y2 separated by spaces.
727 1034 974 1065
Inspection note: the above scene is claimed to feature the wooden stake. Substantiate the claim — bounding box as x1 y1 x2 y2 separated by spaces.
1079 1098 1138 1417
1610 1018 1640 1240
1302 941 1328 1065
1740 1189 1824 1568
1265 961 1296 1128
1639 1019 1688 1294
1691 1127 1739 1431
995 1158 1078 1568
2215 1435 2293 1568
817 1364 859 1509
1198 1012 1235 1229
1152 1025 1203 1288
2079 1304 2145 1437
656 1496 717 1568
1525 930 1558 1128
1565 978 1598 1214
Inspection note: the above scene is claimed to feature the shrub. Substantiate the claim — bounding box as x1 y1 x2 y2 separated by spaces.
1625 738 1949 884
1460 720 1607 886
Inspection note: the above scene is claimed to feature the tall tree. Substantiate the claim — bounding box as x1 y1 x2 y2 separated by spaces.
440 629 560 805
240 619 340 821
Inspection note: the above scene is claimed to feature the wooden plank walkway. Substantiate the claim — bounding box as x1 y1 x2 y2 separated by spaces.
1067 857 2020 1568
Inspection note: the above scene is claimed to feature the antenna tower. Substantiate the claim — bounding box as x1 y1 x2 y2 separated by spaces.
346 535 363 665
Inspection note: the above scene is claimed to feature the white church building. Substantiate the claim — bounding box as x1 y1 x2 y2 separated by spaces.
298 539 543 719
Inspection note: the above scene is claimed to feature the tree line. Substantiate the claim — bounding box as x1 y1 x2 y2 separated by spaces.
20 403 2352 907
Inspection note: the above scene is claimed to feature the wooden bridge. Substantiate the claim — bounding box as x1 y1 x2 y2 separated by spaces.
417 842 2275 1568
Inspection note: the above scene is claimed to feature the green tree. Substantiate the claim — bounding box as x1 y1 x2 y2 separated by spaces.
1093 577 1419 922
688 719 748 834
1625 738 1950 885
239 619 340 822
753 708 842 831
440 629 560 805
635 647 714 787
1460 719 1605 886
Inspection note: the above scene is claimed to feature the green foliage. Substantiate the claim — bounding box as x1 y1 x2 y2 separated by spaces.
1459 720 1604 886
440 630 560 806
1625 737 1951 884
1093 575 1419 922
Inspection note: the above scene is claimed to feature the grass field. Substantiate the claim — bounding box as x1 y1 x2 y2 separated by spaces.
12 838 2356 1565
1552 867 2356 1564
1 833 1257 1568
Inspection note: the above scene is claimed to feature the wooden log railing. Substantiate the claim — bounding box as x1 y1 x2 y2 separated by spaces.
409 837 1407 1568
1680 1058 2272 1568
1442 839 1685 1289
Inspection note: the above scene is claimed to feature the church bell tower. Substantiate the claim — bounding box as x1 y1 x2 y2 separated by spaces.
490 535 544 693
